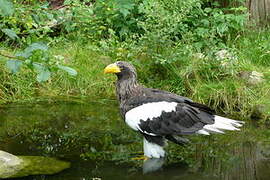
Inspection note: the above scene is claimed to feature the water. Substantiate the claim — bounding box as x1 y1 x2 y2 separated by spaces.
0 99 270 180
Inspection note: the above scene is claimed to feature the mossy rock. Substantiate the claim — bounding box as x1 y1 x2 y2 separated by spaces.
0 151 24 178
0 151 70 178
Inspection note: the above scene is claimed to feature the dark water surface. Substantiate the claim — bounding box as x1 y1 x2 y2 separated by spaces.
0 99 270 180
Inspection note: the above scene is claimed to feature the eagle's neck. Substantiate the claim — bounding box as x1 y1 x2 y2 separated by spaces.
116 77 139 103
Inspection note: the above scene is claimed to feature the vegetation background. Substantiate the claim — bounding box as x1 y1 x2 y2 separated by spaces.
1 0 269 119
0 0 269 166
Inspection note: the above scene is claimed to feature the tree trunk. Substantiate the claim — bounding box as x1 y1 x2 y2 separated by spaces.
247 0 270 24
216 0 270 25
49 0 65 9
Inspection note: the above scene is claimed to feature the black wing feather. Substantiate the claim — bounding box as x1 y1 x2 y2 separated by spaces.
122 87 215 136
138 103 214 136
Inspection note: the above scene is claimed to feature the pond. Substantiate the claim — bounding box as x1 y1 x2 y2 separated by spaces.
0 99 270 180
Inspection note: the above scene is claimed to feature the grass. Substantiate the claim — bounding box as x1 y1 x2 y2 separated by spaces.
0 29 269 121
0 42 116 103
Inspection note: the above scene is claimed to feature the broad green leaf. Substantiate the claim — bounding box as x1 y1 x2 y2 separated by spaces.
0 0 14 16
33 63 44 72
116 0 134 17
217 24 228 36
36 68 51 82
200 19 210 26
204 8 212 13
15 51 32 58
33 63 51 82
195 27 208 38
25 42 48 53
6 59 23 74
119 9 130 17
57 65 77 76
16 42 48 58
1 29 18 40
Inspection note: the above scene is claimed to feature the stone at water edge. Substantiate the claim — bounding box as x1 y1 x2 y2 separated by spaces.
0 150 24 178
0 150 70 178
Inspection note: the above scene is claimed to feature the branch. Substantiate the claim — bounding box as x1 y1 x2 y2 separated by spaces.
0 50 25 61
48 4 70 10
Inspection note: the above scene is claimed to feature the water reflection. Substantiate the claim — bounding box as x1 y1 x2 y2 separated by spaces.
212 142 270 180
143 158 165 174
140 140 270 180
0 100 269 180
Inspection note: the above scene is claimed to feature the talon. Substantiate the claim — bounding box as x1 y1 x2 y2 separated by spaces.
132 155 148 161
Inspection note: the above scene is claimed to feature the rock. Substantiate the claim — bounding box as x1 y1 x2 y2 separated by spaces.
248 71 264 85
215 49 235 60
193 53 205 59
0 151 24 178
0 151 70 178
239 71 264 85
215 49 238 68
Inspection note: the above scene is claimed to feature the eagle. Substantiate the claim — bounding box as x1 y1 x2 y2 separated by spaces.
104 61 244 159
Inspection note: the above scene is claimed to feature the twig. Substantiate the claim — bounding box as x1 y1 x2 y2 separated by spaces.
0 51 24 61
48 4 70 10
0 51 16 59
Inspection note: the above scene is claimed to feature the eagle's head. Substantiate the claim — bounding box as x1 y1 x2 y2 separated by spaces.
104 61 137 80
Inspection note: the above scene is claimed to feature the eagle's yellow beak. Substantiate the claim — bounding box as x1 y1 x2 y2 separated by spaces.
104 63 121 74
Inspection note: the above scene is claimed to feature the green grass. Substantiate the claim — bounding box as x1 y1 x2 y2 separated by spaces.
234 30 270 66
0 29 269 121
0 41 116 103
48 42 115 98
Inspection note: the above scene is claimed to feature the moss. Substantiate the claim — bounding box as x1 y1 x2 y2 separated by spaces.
9 156 70 178
0 151 70 179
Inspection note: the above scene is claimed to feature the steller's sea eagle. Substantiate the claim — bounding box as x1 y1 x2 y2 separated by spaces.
104 61 244 159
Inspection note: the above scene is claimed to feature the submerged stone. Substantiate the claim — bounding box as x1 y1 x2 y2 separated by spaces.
0 151 70 178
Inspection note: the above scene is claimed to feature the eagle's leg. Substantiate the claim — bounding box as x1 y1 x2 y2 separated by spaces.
143 137 165 158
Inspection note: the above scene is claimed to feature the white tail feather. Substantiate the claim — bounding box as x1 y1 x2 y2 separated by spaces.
197 115 244 135
203 126 225 133
197 129 210 135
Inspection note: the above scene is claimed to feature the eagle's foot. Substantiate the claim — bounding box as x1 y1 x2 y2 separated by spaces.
132 155 148 161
